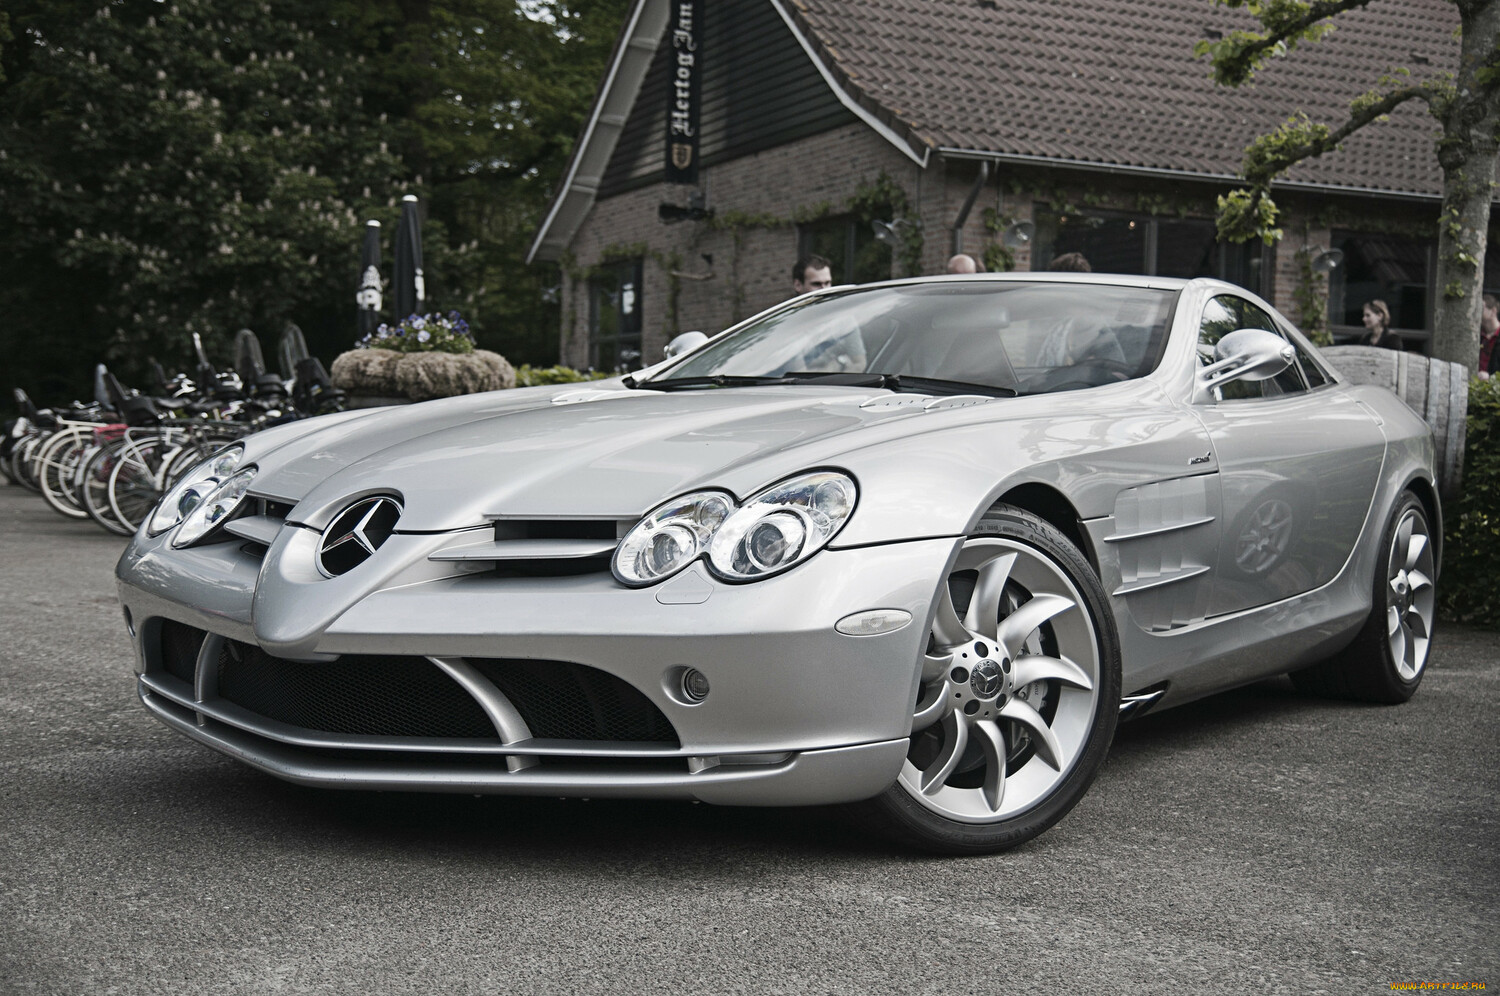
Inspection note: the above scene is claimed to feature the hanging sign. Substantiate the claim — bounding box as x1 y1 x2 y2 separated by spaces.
665 0 703 186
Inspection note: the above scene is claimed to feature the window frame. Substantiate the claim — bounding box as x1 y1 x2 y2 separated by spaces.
588 258 645 372
1032 205 1267 295
1195 293 1310 403
1326 228 1437 350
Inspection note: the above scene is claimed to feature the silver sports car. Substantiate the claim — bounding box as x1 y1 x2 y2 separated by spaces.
116 274 1439 853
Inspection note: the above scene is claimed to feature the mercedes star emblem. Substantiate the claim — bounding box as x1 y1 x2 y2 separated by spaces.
319 496 402 576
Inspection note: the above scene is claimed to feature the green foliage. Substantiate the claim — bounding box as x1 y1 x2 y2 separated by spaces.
514 363 609 386
1194 0 1349 88
361 311 475 354
1291 246 1332 344
0 0 630 404
0 10 11 83
980 208 1017 272
846 171 922 277
1216 188 1283 245
0 0 407 397
1442 377 1500 628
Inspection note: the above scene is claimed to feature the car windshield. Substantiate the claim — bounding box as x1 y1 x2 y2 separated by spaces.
646 280 1178 396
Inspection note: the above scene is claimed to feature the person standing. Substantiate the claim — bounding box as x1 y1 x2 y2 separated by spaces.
1356 299 1401 350
791 254 833 296
1478 294 1498 380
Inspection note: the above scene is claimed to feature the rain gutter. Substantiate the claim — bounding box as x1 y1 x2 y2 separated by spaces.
937 148 1448 205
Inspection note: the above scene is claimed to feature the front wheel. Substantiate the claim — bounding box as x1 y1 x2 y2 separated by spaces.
861 505 1121 854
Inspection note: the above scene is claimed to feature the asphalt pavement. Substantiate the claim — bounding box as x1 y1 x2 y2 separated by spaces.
0 485 1495 995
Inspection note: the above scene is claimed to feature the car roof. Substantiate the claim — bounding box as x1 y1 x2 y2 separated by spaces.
813 271 1207 294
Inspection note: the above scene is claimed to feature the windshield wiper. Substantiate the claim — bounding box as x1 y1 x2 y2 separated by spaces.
887 375 1017 398
633 371 1014 397
633 374 797 391
780 371 902 389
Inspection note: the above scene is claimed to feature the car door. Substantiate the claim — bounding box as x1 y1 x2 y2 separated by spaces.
1190 293 1386 617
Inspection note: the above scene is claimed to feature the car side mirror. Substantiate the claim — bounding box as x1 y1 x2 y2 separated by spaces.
1197 328 1295 395
663 331 708 360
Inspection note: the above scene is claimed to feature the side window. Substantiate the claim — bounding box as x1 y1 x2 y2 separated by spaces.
1277 320 1333 389
1197 295 1306 400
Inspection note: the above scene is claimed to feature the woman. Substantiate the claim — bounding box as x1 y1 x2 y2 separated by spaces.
1357 299 1402 350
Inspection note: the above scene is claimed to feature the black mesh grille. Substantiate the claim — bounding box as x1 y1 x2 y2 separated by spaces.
215 643 496 739
470 659 679 745
158 620 205 685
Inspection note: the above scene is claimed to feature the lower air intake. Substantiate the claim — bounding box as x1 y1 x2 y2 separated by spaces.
216 644 495 739
471 658 679 744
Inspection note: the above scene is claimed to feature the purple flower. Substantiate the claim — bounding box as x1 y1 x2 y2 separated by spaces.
417 330 431 343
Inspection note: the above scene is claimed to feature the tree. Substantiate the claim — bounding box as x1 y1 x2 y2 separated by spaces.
0 1 628 404
0 0 405 395
1200 0 1500 368
345 0 630 363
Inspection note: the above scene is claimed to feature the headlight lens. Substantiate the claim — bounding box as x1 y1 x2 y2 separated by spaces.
172 467 257 547
613 491 733 586
709 472 856 580
148 445 243 536
613 471 857 586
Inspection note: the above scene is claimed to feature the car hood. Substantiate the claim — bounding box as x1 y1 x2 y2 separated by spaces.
250 385 1000 532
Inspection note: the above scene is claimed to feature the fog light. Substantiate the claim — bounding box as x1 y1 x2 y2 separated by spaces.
681 667 711 702
835 608 913 637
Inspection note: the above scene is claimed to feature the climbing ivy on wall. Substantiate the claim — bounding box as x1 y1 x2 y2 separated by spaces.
1292 246 1333 346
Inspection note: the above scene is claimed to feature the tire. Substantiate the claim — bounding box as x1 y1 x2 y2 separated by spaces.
859 505 1121 854
10 432 46 492
108 436 179 532
36 428 92 519
79 440 135 536
1290 491 1436 703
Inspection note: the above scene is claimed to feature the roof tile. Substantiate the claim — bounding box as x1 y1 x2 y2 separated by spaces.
794 0 1456 195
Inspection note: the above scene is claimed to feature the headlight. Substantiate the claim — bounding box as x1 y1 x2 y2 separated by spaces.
147 445 243 536
709 472 855 580
612 471 857 587
171 467 257 547
613 491 733 586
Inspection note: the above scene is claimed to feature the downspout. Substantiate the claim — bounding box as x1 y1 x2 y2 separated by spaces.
951 162 991 255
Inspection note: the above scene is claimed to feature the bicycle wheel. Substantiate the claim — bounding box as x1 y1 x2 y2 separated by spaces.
80 438 135 535
108 434 180 531
37 427 92 519
8 431 46 492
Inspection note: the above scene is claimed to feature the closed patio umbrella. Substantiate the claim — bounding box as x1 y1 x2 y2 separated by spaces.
356 219 383 341
392 195 425 321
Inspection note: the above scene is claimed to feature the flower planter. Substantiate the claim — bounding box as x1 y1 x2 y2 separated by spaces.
330 347 516 402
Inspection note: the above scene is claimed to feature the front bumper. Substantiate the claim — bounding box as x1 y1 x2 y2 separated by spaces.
118 528 958 805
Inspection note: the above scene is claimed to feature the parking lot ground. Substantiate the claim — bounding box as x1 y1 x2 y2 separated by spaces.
0 485 1496 995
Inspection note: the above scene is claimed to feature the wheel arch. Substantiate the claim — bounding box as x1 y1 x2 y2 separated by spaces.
1402 472 1442 576
990 482 1097 574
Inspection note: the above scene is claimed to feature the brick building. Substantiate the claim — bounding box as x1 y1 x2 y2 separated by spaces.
528 0 1486 370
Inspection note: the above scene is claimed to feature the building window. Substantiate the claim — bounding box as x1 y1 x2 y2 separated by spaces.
1483 241 1500 298
1032 208 1263 292
589 259 643 371
797 213 892 285
1328 230 1434 344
